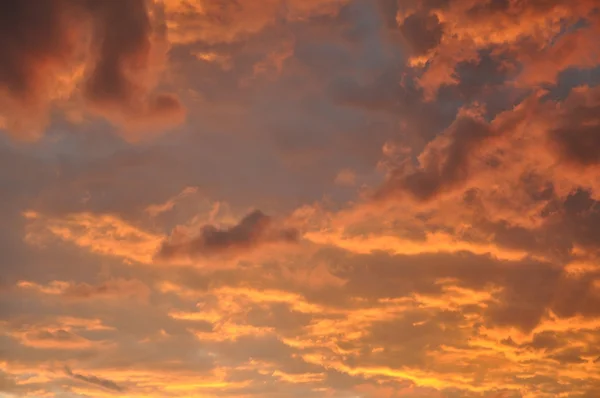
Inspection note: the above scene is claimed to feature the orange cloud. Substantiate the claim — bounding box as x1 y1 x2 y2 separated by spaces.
375 84 600 210
23 210 163 264
0 0 184 141
156 210 299 260
144 186 199 217
163 0 348 45
398 0 600 96
4 316 113 350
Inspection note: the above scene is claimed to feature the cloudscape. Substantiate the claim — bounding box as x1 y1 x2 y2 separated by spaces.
1 0 600 397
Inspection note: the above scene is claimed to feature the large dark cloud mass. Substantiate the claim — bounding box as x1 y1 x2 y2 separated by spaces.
0 0 184 141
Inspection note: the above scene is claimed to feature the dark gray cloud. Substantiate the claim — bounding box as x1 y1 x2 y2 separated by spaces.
65 366 125 392
399 11 444 56
547 87 600 167
157 210 299 259
375 113 493 202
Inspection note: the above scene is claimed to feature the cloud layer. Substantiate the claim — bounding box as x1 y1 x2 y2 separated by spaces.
1 0 600 397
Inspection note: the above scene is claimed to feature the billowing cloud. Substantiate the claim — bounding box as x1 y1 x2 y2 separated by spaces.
0 0 184 141
399 11 444 56
82 0 185 138
397 0 600 97
163 0 349 45
375 107 493 202
375 83 600 207
0 0 82 140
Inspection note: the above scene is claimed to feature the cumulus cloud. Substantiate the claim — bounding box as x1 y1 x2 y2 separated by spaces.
397 0 600 97
399 11 444 56
0 0 184 141
83 0 185 137
375 82 600 206
375 108 493 202
157 210 300 260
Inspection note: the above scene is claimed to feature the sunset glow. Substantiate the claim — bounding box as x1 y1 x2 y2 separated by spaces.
1 0 600 397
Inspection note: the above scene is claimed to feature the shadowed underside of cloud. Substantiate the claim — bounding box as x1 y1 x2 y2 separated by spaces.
0 0 184 141
374 109 494 202
548 86 600 167
157 210 300 260
375 83 600 204
399 10 444 56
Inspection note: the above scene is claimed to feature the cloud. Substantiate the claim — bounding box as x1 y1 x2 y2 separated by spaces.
18 278 150 302
547 85 600 167
23 210 163 264
83 0 186 138
0 370 20 394
399 11 444 56
375 107 493 202
157 210 299 260
163 0 349 45
334 169 357 186
0 0 184 141
398 0 600 97
65 366 126 392
145 186 199 217
3 0 600 397
517 21 600 86
0 0 82 140
373 83 600 209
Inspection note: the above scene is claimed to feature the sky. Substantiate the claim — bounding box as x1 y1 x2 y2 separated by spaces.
1 0 600 397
